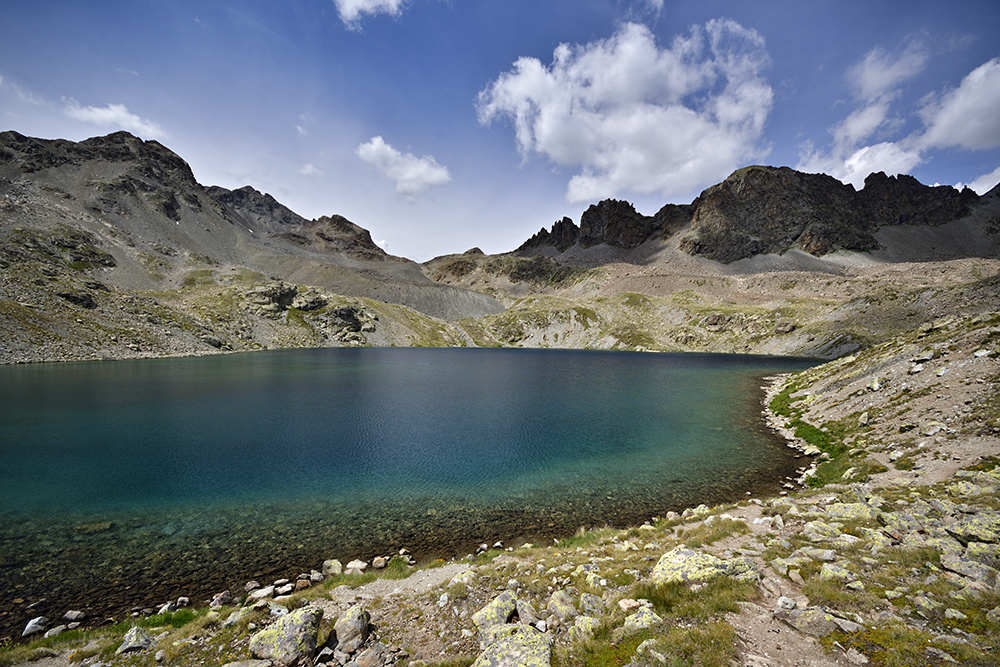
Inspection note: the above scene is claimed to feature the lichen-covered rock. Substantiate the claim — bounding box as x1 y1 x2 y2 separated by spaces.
820 563 854 580
945 513 1000 546
569 615 601 641
578 592 605 617
803 521 841 542
940 552 998 584
516 599 540 626
116 626 155 654
545 589 577 621
771 556 811 576
966 542 1000 569
652 546 759 584
622 607 662 634
878 512 924 540
473 592 518 646
249 604 323 667
322 559 343 576
471 624 552 667
332 605 370 655
349 641 389 667
825 503 881 521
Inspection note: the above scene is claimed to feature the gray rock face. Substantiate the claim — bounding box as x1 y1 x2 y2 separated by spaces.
248 604 324 667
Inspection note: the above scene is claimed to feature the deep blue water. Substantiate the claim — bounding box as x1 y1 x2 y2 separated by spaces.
0 347 814 628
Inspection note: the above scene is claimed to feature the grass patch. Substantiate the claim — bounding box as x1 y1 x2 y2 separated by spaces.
677 518 749 548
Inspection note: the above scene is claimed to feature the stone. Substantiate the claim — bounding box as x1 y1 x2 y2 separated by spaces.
945 608 968 620
945 512 1000 546
276 584 295 596
372 556 387 569
345 559 368 575
878 512 924 540
294 579 310 592
940 552 998 583
986 607 1000 623
117 626 155 654
248 585 275 602
351 641 389 667
21 616 48 637
622 607 662 634
579 592 605 617
332 605 371 655
651 546 758 584
825 503 881 521
473 591 518 645
223 607 251 628
249 604 324 667
43 625 66 639
845 648 869 665
819 563 853 580
245 580 261 592
774 608 840 637
803 521 841 542
322 559 343 576
777 596 797 610
545 589 577 621
221 662 273 667
618 598 641 613
63 610 85 622
569 615 600 641
966 542 1000 569
211 590 234 607
471 624 552 667
516 599 540 626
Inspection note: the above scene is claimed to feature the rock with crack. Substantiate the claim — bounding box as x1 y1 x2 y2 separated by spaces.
248 604 323 667
651 546 759 585
473 591 519 647
774 607 863 637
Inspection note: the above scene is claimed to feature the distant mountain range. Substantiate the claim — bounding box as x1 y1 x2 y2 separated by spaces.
1 130 998 364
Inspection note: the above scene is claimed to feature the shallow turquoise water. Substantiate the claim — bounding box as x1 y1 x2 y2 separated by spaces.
0 347 814 630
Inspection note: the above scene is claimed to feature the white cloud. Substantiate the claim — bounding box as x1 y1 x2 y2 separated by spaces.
477 20 773 204
800 49 1000 189
355 135 451 198
333 0 406 29
967 165 1000 194
848 41 928 101
296 163 324 176
918 57 1000 151
63 100 166 139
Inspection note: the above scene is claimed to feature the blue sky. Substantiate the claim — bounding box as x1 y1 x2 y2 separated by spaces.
2 1 999 261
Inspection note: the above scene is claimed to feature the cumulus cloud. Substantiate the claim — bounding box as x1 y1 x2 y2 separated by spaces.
918 57 1000 151
477 20 773 203
63 100 166 139
334 0 406 29
356 135 452 198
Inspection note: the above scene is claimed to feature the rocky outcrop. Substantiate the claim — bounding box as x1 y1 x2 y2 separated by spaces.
517 165 986 262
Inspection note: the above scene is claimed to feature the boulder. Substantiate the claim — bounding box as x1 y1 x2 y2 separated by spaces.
332 605 371 655
825 503 881 521
945 513 1000 546
349 641 389 667
21 616 48 637
545 589 577 621
622 607 662 634
651 546 759 585
345 559 368 575
774 608 841 637
578 592 605 617
569 615 600 641
116 626 155 654
322 559 343 577
471 624 552 667
473 592 518 646
248 604 324 667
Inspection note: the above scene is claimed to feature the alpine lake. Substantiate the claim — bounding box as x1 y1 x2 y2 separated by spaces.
0 347 816 633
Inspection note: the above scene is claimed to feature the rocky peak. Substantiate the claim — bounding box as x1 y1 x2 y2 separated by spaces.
206 185 308 231
277 214 393 261
0 130 197 186
579 199 651 248
858 171 979 227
